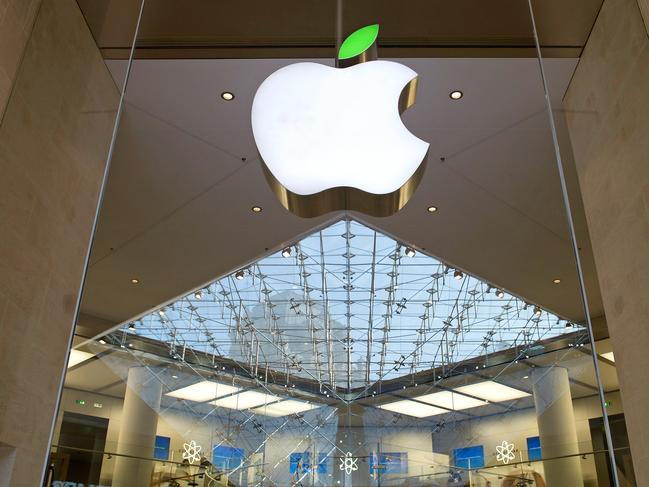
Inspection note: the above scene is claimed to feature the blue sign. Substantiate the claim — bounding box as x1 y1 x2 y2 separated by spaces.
527 436 542 462
290 452 311 474
154 435 171 460
370 452 408 474
213 445 245 471
453 445 485 469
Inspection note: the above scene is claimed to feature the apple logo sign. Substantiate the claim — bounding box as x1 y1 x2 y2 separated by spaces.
251 24 429 218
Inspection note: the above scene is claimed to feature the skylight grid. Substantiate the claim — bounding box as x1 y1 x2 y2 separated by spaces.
123 219 579 390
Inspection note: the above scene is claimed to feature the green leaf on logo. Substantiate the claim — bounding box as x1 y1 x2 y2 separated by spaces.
338 24 379 60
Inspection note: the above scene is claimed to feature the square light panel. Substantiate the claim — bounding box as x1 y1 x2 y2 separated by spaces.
454 381 530 403
378 399 447 418
67 350 94 368
600 352 615 362
416 390 488 410
210 390 283 410
166 381 240 403
252 399 319 417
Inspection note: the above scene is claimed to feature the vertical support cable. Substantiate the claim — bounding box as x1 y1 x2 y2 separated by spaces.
526 1 620 484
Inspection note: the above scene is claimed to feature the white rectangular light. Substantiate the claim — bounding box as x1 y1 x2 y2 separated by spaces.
601 352 615 362
416 390 488 411
68 350 94 368
252 399 319 417
454 381 530 403
166 381 240 403
210 390 283 410
378 399 447 418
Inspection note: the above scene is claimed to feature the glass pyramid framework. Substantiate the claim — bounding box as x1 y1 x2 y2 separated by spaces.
121 219 578 393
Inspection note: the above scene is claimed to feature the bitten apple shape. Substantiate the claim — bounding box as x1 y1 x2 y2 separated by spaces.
251 25 429 217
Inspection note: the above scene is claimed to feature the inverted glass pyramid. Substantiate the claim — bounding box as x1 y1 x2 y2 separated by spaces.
122 219 576 391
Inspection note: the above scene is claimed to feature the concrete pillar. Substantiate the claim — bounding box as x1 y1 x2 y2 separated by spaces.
532 367 583 487
112 367 163 487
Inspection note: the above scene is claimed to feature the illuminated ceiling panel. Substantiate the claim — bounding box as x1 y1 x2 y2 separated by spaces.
454 381 530 402
378 399 447 418
210 390 283 410
118 219 578 391
416 390 488 410
251 399 319 417
166 380 240 403
68 350 94 368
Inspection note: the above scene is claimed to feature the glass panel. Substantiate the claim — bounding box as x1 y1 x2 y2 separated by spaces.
46 1 627 487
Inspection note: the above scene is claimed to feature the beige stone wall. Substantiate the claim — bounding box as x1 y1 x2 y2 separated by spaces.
564 0 649 483
0 0 119 485
0 0 41 120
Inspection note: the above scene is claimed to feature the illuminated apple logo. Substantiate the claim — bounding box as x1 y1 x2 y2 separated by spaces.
251 25 429 218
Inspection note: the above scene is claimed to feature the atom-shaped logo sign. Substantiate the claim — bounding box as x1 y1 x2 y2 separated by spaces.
182 440 202 464
496 440 516 464
339 452 359 475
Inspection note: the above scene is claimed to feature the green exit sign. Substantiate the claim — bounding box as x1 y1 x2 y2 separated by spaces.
75 399 86 406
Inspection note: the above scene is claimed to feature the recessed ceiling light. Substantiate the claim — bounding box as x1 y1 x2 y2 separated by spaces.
194 290 203 300
67 350 93 368
449 90 463 100
166 380 240 403
427 206 438 213
171 375 179 379
601 351 615 362
251 206 263 213
98 339 106 345
454 381 530 402
495 289 505 299
404 247 416 258
453 270 464 280
523 375 529 379
221 91 235 101
252 399 319 417
210 390 282 410
416 390 487 411
553 278 561 284
235 270 245 280
130 278 139 284
378 400 446 418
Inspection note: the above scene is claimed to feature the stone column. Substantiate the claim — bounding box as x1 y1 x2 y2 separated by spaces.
532 367 583 487
111 367 163 487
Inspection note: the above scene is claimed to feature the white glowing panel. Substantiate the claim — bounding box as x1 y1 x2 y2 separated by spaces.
454 381 530 403
378 399 447 418
601 352 615 362
416 390 488 411
166 381 240 403
251 61 429 195
252 399 319 417
210 390 283 410
67 350 93 368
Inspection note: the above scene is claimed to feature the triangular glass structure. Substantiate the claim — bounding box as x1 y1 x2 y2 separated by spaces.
119 219 577 394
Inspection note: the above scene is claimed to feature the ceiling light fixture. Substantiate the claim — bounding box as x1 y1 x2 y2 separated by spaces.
221 91 235 101
281 247 292 258
449 90 463 100
130 278 139 284
427 206 438 213
453 270 464 280
194 290 203 300
533 306 542 316
98 339 106 345
404 247 416 258
252 399 319 417
553 278 561 284
210 390 282 410
128 323 136 331
166 381 240 403
378 400 446 418
251 206 263 213
454 381 530 403
495 289 505 299
67 350 93 368
235 270 245 280
416 390 487 411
